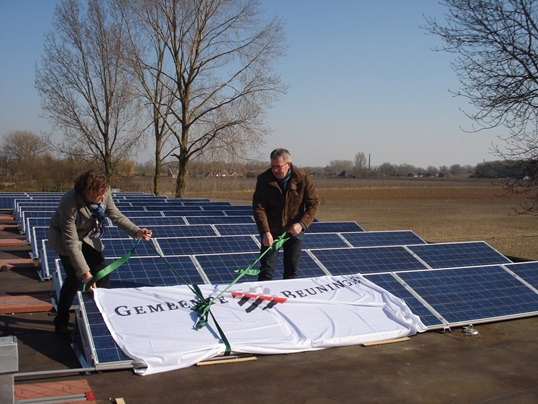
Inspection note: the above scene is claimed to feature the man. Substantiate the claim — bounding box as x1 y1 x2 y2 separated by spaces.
252 148 319 281
48 170 152 336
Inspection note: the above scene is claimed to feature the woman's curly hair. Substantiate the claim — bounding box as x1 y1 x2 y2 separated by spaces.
74 170 110 196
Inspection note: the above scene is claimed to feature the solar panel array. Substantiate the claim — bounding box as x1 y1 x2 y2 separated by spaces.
5 191 537 371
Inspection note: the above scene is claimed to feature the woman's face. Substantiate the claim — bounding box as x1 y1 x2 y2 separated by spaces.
85 187 107 204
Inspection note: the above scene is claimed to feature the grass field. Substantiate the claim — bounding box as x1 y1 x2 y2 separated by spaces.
139 175 538 261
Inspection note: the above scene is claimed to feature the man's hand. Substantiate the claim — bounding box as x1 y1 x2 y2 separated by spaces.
287 222 303 236
262 232 273 247
137 228 152 241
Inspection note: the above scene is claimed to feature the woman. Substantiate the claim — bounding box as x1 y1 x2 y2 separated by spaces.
48 170 152 336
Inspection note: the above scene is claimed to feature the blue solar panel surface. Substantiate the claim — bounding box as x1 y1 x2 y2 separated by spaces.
155 235 259 256
407 242 511 269
214 223 258 236
342 231 425 247
184 216 254 224
311 246 428 275
110 255 204 287
303 233 351 249
194 252 327 284
397 266 538 324
504 261 538 290
80 294 131 364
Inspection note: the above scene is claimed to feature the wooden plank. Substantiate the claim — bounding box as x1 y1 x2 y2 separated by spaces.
0 293 53 314
14 379 93 402
196 355 257 366
362 337 411 347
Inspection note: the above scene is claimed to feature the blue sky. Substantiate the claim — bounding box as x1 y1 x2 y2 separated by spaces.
0 0 505 168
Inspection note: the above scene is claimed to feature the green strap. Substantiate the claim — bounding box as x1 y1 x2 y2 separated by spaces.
82 231 290 356
82 239 142 292
193 232 290 325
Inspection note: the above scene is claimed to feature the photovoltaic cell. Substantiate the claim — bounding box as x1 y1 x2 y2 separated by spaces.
308 221 363 233
154 235 259 256
106 224 218 238
504 261 538 290
213 223 258 236
406 241 511 269
78 294 132 365
364 273 444 328
397 266 538 324
110 255 204 287
303 233 351 249
183 216 255 224
100 238 157 258
310 246 427 275
341 231 426 247
124 216 187 226
194 252 327 284
161 210 226 217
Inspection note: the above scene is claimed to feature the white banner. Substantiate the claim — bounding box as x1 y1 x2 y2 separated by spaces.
93 274 426 375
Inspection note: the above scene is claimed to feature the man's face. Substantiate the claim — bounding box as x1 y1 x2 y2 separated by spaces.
270 157 290 180
85 187 107 204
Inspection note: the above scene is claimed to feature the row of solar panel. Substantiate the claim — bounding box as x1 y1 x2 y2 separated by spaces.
18 209 256 235
48 238 510 286
74 260 538 369
1 192 161 209
30 221 365 260
37 222 381 279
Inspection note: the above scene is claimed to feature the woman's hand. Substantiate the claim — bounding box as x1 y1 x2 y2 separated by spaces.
137 228 152 241
83 272 95 293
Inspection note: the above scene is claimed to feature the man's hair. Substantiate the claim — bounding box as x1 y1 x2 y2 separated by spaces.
74 170 110 196
270 148 292 163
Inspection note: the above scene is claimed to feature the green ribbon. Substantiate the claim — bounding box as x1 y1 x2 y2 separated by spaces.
82 238 142 292
191 232 290 328
82 231 290 356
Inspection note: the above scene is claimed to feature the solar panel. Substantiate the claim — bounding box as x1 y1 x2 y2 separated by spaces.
308 221 364 233
163 210 228 217
183 215 255 225
154 235 259 256
364 273 445 328
101 238 158 258
303 233 351 249
194 251 327 284
406 241 511 269
397 266 538 326
76 293 133 367
213 223 259 236
341 230 426 247
39 240 57 280
122 216 187 226
310 246 428 275
110 255 205 287
105 224 220 240
504 261 538 291
55 254 206 305
30 226 48 258
117 210 165 217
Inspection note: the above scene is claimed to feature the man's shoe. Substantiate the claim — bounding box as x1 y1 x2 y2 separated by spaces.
55 325 70 336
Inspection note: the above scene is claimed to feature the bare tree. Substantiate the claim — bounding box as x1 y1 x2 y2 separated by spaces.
35 0 143 180
354 152 367 175
424 0 538 214
118 0 287 198
1 130 49 177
